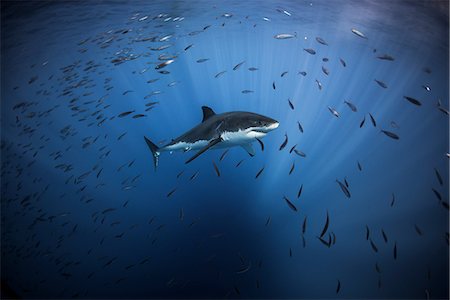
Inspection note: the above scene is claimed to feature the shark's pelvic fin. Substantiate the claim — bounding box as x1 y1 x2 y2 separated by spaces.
144 136 160 170
241 143 255 157
185 137 222 164
201 106 216 122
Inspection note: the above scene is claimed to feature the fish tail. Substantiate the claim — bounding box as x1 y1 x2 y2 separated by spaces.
144 136 160 170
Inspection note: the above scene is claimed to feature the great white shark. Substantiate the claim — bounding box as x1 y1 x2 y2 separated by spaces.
144 106 279 169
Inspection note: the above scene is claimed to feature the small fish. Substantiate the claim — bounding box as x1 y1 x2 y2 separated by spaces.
176 170 184 179
381 229 388 243
293 149 306 157
215 71 226 78
393 243 397 260
233 61 245 70
390 193 395 207
391 121 399 128
322 66 329 75
302 216 307 234
279 134 288 150
357 161 362 171
299 71 307 76
184 44 193 51
414 224 423 236
272 81 276 90
289 145 297 153
431 188 442 201
212 161 220 177
316 37 328 45
315 79 322 90
339 58 346 67
255 138 264 151
283 196 298 212
132 114 146 119
317 236 330 247
118 111 134 117
236 262 251 274
377 54 395 61
336 280 341 294
219 149 229 161
320 211 329 238
196 58 209 63
167 188 176 198
304 48 316 55
374 79 387 89
297 184 303 199
274 33 296 39
360 116 366 128
322 57 329 62
336 180 351 198
155 59 174 70
289 162 295 175
351 28 367 39
344 100 357 112
370 239 378 253
422 85 431 91
328 106 340 118
255 166 265 179
281 71 288 77
265 217 271 226
263 17 271 22
381 130 399 140
369 113 377 127
248 67 258 71
189 171 199 180
404 96 422 106
242 90 254 94
297 121 304 133
366 225 370 240
434 168 443 186
235 160 244 168
288 99 294 110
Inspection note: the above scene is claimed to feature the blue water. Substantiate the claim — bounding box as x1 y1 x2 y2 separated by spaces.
1 0 449 298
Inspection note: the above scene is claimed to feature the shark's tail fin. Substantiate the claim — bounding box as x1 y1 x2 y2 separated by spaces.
144 136 160 170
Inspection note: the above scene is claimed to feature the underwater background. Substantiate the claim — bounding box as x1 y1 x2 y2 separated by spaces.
1 0 449 298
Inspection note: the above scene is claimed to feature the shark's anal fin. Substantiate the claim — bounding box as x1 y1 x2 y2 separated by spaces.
185 137 222 164
241 143 255 157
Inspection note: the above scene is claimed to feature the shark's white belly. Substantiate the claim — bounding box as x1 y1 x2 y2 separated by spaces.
162 130 265 152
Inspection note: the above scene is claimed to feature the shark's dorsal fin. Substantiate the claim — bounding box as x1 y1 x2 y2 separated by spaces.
201 106 216 122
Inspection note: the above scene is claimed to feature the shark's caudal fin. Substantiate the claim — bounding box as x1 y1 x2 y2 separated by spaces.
144 136 160 170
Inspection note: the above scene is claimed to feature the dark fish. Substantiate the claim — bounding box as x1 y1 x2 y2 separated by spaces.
289 162 295 175
322 66 329 75
366 225 370 240
434 168 443 186
302 216 307 234
344 101 357 112
176 170 184 179
297 121 304 133
414 224 423 236
431 188 442 201
219 149 229 161
118 111 134 117
283 196 297 211
279 134 288 151
328 106 339 117
317 236 330 247
255 138 264 151
117 132 127 140
189 171 199 180
242 90 254 94
184 44 193 51
196 58 209 63
404 96 422 106
248 67 258 71
265 216 271 226
302 235 306 248
377 54 395 61
316 37 328 45
132 114 146 119
304 48 316 55
272 81 276 90
374 79 387 88
381 130 399 140
336 180 351 198
340 58 346 67
370 239 378 252
281 71 288 77
233 61 245 70
289 248 292 257
390 193 395 207
344 178 349 188
298 71 307 76
236 160 244 168
393 243 397 260
442 201 449 210
369 113 377 127
255 166 264 179
167 188 176 198
289 145 296 153
297 184 303 199
357 161 362 171
381 229 388 243
288 99 294 110
320 211 329 238
375 262 381 273
215 70 226 78
336 280 341 294
212 161 220 177
322 57 329 62
360 116 366 128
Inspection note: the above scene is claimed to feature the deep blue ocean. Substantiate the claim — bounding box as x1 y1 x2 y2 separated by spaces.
1 0 449 299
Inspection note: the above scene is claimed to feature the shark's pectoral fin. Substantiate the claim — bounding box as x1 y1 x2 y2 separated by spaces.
241 143 255 157
185 137 222 164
